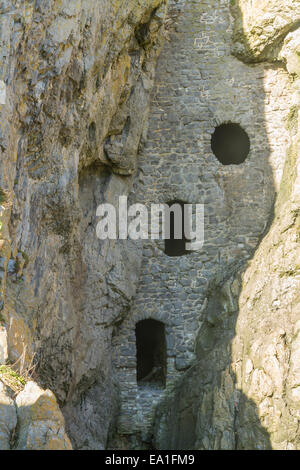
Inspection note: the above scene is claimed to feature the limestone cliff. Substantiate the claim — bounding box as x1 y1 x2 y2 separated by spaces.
0 0 168 449
0 380 71 450
231 0 300 450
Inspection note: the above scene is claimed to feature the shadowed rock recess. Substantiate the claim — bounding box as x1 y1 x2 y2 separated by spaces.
0 0 299 451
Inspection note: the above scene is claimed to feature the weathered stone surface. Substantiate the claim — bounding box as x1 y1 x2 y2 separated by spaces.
0 0 299 452
15 381 72 450
0 376 72 450
230 53 300 449
231 0 300 62
0 382 16 450
0 326 8 364
0 0 168 449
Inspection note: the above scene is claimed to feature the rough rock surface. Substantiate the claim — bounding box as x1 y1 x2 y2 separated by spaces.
15 381 72 450
0 378 71 450
0 0 167 449
0 382 16 450
0 326 8 364
230 0 300 450
231 0 300 62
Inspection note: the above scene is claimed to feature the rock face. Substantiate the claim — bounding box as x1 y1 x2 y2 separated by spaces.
0 0 299 451
0 382 16 450
0 0 168 450
15 381 72 450
230 0 300 450
0 380 71 450
231 0 300 62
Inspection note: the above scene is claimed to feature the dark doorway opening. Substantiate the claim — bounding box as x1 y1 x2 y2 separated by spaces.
164 200 189 257
136 319 166 388
211 123 250 165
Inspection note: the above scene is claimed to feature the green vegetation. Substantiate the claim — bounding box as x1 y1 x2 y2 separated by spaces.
0 365 27 393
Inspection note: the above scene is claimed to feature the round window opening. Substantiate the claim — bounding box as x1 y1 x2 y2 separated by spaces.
211 123 250 165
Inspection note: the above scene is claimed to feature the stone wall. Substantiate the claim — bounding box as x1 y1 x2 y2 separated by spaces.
149 0 300 451
111 0 294 448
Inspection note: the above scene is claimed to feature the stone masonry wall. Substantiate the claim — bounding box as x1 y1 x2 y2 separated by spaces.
112 0 293 446
151 0 300 451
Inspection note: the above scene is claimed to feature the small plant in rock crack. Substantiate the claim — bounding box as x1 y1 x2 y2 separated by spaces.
0 365 26 393
0 345 37 395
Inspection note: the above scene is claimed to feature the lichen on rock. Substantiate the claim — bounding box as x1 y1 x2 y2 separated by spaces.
0 0 168 450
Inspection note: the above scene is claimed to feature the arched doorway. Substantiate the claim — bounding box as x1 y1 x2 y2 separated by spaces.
135 319 167 388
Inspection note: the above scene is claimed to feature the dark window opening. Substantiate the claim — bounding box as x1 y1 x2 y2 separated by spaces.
164 200 189 257
211 123 250 165
136 319 166 388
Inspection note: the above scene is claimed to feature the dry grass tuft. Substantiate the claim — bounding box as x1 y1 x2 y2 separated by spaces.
0 345 37 395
